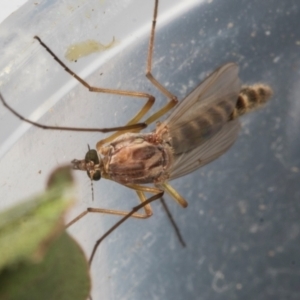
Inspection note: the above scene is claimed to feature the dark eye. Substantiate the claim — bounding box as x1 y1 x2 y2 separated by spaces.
92 171 101 181
85 149 101 181
87 170 101 181
85 149 99 164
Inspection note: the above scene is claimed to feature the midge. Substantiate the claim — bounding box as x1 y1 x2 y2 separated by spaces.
69 64 272 229
71 64 273 222
0 0 272 263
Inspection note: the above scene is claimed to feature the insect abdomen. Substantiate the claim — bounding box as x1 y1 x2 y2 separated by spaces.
231 84 273 119
169 99 236 155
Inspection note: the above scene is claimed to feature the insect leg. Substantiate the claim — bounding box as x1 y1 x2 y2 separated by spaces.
96 0 179 148
65 185 163 228
161 182 188 207
88 191 163 265
0 92 146 133
160 197 186 247
2 36 157 133
143 0 179 125
157 183 188 246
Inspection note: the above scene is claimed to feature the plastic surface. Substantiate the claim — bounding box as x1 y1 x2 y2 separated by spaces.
0 0 299 299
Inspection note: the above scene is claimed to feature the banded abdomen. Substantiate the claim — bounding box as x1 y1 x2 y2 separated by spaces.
169 84 272 156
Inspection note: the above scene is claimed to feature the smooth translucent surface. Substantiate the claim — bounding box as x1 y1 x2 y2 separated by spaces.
0 0 299 299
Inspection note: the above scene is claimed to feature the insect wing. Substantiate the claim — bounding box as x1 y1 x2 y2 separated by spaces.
165 63 241 128
157 63 241 156
169 119 240 180
158 63 242 179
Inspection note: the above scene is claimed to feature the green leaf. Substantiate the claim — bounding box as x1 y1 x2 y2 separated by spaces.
0 232 91 300
0 166 91 300
0 165 75 270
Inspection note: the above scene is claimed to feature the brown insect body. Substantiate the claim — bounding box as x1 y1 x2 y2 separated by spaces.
73 63 273 188
100 132 173 185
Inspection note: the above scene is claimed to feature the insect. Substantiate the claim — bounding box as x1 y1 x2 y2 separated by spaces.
0 0 272 268
70 62 273 222
69 63 273 261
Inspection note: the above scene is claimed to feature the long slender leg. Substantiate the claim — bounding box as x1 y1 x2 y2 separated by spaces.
96 0 179 147
1 2 180 138
161 182 188 207
66 184 163 228
1 36 157 134
144 0 178 125
160 197 186 247
35 36 156 125
89 192 163 265
32 35 158 146
0 92 146 133
31 29 178 149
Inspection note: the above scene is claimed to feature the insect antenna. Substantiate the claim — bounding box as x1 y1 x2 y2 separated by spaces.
90 173 95 202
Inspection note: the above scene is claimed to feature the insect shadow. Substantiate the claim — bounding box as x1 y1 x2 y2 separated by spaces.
0 0 273 267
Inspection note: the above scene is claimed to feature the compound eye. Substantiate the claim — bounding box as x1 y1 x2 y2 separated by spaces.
87 170 101 181
92 170 101 181
85 149 99 164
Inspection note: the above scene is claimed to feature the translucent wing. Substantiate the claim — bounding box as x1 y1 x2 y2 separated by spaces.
165 63 240 127
157 63 241 155
155 63 242 180
169 119 240 180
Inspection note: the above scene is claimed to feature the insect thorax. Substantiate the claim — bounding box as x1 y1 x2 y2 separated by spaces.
100 132 173 185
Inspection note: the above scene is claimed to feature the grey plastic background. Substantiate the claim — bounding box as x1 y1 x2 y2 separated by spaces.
0 0 299 299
